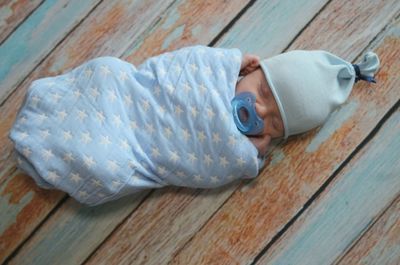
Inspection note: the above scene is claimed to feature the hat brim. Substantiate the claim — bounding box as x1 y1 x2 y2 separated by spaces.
260 62 289 139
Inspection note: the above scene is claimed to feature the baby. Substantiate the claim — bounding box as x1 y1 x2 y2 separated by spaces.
9 45 379 206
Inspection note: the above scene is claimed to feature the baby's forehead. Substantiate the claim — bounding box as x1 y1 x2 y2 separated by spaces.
257 68 271 92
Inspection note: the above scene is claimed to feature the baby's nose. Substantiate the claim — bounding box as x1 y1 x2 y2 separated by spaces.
256 102 268 118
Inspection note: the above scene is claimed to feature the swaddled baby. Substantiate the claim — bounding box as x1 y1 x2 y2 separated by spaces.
9 45 379 206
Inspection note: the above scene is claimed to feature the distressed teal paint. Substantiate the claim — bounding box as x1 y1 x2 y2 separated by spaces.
0 179 33 234
270 148 285 166
161 5 180 29
266 111 400 265
306 100 359 153
4 0 349 263
0 0 100 103
191 24 202 38
162 24 185 50
217 0 328 57
27 1 331 263
209 21 224 39
13 193 145 265
48 54 68 74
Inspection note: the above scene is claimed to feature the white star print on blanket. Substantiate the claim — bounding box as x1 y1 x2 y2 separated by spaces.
9 45 262 206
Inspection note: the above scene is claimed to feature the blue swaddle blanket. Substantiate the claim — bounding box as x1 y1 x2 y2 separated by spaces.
9 45 262 206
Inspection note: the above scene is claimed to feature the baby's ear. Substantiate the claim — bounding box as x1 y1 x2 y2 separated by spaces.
240 54 260 76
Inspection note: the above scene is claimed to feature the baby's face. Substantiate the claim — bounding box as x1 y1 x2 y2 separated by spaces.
235 67 284 155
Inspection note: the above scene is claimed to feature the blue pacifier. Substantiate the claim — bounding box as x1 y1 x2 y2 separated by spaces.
231 92 264 135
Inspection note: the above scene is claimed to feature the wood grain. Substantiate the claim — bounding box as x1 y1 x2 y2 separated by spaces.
169 1 400 264
85 1 333 264
0 169 64 260
0 0 179 262
1 0 398 264
123 0 253 64
0 0 101 105
256 95 400 264
0 0 42 44
337 195 400 265
2 0 253 264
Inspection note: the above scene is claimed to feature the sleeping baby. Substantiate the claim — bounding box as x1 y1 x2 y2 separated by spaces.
9 45 379 206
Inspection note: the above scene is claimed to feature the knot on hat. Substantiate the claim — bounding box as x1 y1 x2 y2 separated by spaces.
260 50 380 139
352 51 380 84
352 64 376 83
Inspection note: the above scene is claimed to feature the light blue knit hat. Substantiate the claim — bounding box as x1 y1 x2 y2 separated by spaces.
260 50 380 139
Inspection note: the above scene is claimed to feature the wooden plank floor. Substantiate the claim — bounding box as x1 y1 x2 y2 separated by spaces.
1 0 399 264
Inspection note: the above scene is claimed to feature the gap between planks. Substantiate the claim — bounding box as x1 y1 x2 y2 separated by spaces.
83 0 339 263
82 2 399 264
6 1 400 262
250 13 400 263
334 192 400 265
12 0 265 262
0 0 105 109
252 98 400 265
0 0 43 45
250 14 400 260
1 0 181 262
167 1 400 263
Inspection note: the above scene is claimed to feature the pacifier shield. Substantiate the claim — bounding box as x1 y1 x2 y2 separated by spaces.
231 92 264 135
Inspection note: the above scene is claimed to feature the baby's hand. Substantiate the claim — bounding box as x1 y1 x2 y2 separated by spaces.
240 54 260 76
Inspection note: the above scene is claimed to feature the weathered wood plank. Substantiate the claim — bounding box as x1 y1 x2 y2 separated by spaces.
0 170 64 259
1 0 253 264
0 0 42 44
256 105 400 265
0 0 101 105
0 0 179 183
123 0 255 63
168 0 400 264
84 1 336 264
337 195 400 265
2 2 396 264
88 1 400 264
0 0 180 262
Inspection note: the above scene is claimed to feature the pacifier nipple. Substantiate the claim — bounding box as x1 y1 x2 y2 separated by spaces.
239 107 249 122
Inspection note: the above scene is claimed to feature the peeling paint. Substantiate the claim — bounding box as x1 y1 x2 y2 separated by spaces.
209 21 224 39
306 100 359 153
191 24 202 37
162 24 185 50
0 0 100 103
48 54 68 74
0 183 33 235
161 6 180 29
266 110 400 265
